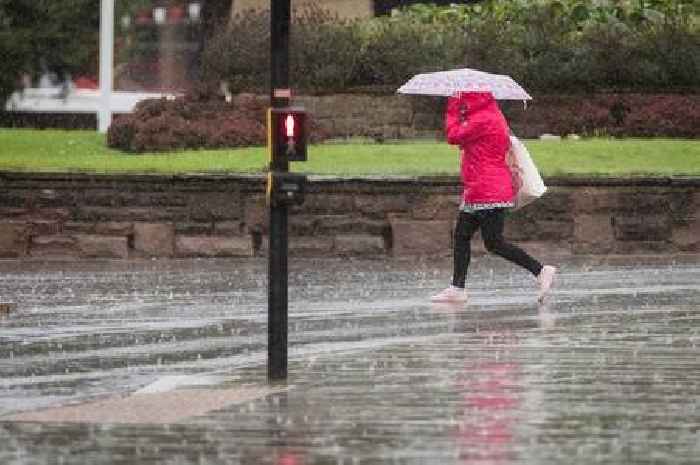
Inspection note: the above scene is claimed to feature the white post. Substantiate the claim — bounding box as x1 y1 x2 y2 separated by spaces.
99 0 115 133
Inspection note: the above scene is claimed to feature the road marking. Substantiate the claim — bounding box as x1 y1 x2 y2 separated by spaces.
4 385 287 425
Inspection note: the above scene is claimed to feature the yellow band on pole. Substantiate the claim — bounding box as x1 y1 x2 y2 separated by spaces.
267 108 273 163
266 171 273 206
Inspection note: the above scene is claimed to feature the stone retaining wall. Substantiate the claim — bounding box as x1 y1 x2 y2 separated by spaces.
0 173 698 260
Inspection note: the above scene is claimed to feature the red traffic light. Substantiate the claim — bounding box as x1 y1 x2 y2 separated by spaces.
268 107 308 163
285 114 295 138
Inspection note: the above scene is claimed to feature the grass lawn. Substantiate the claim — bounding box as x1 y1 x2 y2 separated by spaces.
1 129 698 176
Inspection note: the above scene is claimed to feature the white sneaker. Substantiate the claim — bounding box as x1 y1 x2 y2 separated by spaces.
537 265 557 302
430 285 467 303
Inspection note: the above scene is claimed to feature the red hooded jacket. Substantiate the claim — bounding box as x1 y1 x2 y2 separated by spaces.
445 92 514 206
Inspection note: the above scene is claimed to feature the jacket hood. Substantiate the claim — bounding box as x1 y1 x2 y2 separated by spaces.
459 92 499 114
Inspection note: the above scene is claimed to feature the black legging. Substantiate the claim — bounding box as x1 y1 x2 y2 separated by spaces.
452 208 543 288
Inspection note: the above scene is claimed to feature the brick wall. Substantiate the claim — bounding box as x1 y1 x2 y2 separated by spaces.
0 173 698 260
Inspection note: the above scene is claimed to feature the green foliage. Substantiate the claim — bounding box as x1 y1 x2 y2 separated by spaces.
202 0 698 94
203 5 465 94
201 9 269 93
0 0 99 104
395 0 699 92
291 5 365 92
355 16 465 85
203 6 368 94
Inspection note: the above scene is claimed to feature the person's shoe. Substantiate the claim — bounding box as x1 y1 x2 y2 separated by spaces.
537 265 557 302
430 285 467 303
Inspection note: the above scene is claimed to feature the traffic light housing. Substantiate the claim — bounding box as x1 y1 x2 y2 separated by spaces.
266 172 307 207
268 107 307 163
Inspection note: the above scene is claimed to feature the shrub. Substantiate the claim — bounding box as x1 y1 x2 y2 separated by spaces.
201 9 269 94
107 91 267 152
290 5 365 92
106 89 329 153
613 94 700 138
355 17 465 86
202 5 365 95
503 94 700 138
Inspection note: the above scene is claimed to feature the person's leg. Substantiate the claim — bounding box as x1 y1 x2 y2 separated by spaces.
432 211 481 302
452 211 481 288
478 209 543 276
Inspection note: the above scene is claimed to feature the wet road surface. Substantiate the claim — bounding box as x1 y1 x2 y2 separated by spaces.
1 256 699 464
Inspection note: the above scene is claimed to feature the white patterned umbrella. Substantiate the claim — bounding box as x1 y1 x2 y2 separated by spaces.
397 68 532 100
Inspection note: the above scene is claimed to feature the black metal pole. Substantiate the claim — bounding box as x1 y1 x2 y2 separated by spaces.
268 0 291 381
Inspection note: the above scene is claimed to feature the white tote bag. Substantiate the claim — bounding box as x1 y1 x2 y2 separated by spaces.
507 135 547 210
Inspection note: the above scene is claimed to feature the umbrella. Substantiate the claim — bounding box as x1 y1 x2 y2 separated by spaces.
397 68 532 100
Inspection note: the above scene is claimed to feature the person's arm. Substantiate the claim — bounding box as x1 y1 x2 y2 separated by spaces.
445 96 481 146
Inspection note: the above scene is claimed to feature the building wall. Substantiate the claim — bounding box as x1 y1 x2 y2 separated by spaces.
231 0 374 19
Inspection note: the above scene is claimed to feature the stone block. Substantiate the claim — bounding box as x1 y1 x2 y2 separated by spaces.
334 234 386 256
512 240 573 258
95 222 133 235
213 221 243 236
187 193 241 221
76 207 176 222
573 188 620 213
133 223 175 257
538 189 573 215
390 219 451 256
63 222 95 234
244 194 267 234
671 217 700 251
412 195 460 220
355 194 412 218
573 214 615 254
383 106 413 126
76 235 129 259
289 236 334 256
613 240 675 254
505 219 574 242
29 219 64 236
613 215 670 242
289 215 317 235
0 208 29 218
617 192 671 215
0 222 30 257
667 190 696 222
413 112 441 130
177 222 214 235
303 193 356 215
175 236 253 258
29 235 79 259
335 118 371 137
315 215 388 235
35 208 71 221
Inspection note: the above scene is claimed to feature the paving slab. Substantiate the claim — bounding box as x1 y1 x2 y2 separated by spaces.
0 256 699 464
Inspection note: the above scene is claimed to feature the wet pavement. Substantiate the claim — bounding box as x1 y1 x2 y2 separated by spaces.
1 255 699 464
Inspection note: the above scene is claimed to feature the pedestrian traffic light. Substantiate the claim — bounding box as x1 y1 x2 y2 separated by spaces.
268 107 307 163
266 172 307 207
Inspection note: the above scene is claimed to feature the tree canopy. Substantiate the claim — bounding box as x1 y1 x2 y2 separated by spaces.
0 0 99 104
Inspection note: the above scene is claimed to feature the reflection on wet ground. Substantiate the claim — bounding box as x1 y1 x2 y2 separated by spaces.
1 256 699 464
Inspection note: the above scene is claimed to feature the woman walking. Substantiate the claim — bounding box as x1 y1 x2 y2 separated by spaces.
431 92 556 303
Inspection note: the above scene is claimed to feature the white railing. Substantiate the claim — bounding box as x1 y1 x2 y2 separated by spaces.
5 88 179 114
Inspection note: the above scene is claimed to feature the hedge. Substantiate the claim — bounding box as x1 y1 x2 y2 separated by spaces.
106 89 328 152
202 1 699 95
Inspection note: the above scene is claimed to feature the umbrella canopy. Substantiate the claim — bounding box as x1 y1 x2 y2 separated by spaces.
397 68 532 100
